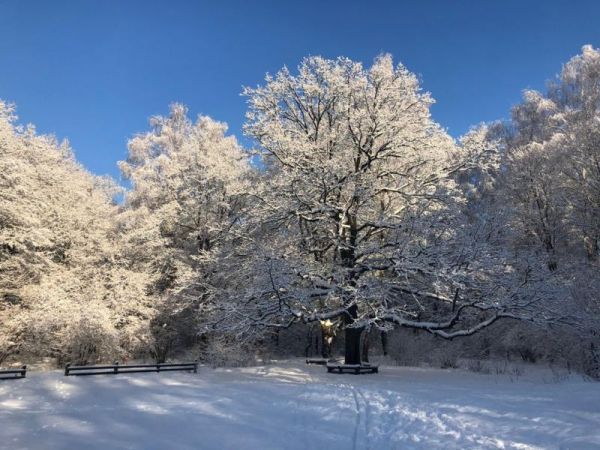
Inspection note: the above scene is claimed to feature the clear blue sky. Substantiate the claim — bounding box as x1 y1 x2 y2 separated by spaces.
1 0 599 179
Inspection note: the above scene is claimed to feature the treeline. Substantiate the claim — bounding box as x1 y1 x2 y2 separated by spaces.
1 46 599 376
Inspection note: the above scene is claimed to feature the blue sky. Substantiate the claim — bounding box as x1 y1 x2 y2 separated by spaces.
1 0 599 179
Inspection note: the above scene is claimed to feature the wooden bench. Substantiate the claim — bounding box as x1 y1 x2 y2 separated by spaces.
306 358 328 365
0 366 27 380
64 362 198 376
326 363 379 375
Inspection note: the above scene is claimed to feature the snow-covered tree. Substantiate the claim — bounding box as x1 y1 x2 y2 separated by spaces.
3 46 598 374
208 55 540 365
488 46 600 376
118 104 250 361
490 91 564 271
493 46 600 265
548 45 600 262
0 100 153 365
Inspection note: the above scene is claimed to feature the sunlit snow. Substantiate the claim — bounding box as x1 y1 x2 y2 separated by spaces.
1 361 598 449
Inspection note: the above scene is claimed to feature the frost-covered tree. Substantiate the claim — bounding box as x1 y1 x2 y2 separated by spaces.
491 91 564 271
494 46 600 266
0 100 152 365
209 55 541 365
3 47 598 374
548 45 600 262
488 46 600 376
118 104 250 361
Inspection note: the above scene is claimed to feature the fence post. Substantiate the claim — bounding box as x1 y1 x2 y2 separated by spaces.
194 361 198 373
22 365 26 378
157 363 161 373
64 363 71 376
114 362 119 375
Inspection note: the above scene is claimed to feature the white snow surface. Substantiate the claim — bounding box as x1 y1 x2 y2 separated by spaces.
1 360 599 450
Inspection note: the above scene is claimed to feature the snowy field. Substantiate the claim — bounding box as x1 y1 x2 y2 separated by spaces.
1 361 599 450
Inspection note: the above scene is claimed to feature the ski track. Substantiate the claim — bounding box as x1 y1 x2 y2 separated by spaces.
351 386 361 450
357 387 372 450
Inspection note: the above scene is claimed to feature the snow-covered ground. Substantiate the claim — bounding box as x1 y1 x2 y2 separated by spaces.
1 361 599 450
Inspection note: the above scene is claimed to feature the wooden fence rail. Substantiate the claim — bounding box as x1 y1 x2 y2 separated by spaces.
0 366 27 380
64 362 198 376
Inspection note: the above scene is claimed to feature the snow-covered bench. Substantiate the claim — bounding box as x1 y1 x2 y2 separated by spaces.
326 363 378 375
0 365 26 379
64 362 198 376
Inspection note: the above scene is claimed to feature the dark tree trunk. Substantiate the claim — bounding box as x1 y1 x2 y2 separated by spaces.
305 327 313 358
345 328 363 364
339 213 364 365
361 330 370 363
344 304 364 365
381 330 389 356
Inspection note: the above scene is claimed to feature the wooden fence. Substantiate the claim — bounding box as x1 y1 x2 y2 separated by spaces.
64 361 198 376
0 366 27 379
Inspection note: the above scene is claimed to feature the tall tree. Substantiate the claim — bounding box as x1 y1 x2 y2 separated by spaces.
0 100 151 365
118 104 250 360
490 46 600 375
210 55 537 364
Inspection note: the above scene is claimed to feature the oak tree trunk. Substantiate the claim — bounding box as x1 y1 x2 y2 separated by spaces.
381 330 389 356
344 304 364 365
361 330 370 363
